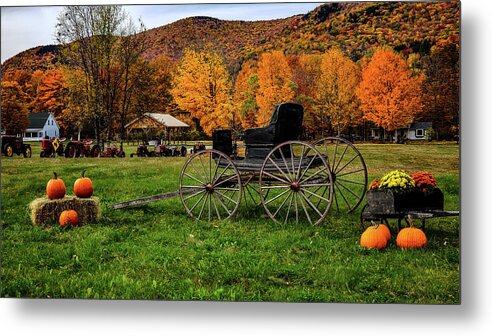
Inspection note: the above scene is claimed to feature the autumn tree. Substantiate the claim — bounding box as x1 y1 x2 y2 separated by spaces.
115 17 148 140
421 36 459 139
61 67 91 139
290 54 323 137
34 69 66 124
28 70 45 112
256 51 296 125
234 61 259 129
171 49 232 135
317 48 361 136
56 5 139 143
2 70 35 111
125 56 176 130
356 48 424 142
1 81 29 134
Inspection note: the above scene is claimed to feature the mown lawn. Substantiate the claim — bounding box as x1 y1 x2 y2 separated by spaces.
1 141 460 303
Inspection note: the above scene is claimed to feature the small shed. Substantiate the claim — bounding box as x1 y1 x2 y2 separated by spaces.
125 113 189 143
23 112 60 141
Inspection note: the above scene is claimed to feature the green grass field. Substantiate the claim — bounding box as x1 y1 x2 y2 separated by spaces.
1 141 460 303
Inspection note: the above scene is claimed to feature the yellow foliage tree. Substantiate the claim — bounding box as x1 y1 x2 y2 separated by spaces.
356 48 424 139
317 48 361 135
256 51 295 125
233 61 259 129
61 67 91 137
171 49 232 135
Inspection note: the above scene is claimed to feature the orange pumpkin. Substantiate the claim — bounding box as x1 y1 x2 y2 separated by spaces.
376 223 392 241
396 224 427 249
59 210 80 227
360 224 388 250
74 170 93 198
46 172 66 200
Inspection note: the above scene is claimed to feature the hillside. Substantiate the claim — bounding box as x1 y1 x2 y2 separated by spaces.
1 2 460 74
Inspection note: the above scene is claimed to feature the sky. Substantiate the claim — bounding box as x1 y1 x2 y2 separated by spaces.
0 2 321 63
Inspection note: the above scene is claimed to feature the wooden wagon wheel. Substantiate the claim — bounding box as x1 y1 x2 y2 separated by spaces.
179 149 242 221
259 141 334 225
313 137 368 213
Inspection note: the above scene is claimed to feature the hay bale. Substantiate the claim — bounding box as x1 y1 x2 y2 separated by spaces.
29 196 101 226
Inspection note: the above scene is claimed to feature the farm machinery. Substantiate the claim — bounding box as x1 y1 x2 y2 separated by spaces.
130 142 187 157
100 141 125 158
40 138 122 158
1 135 32 158
113 102 369 225
63 139 101 158
40 137 64 157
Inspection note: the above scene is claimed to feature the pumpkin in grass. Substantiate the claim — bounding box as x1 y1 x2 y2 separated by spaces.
396 224 427 249
59 210 80 227
46 172 66 200
360 223 388 250
375 222 392 241
74 170 93 198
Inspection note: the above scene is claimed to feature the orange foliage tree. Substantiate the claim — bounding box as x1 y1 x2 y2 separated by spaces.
234 61 259 129
171 49 232 135
317 48 361 135
2 70 36 112
356 48 424 141
256 51 296 125
1 81 29 134
34 69 66 123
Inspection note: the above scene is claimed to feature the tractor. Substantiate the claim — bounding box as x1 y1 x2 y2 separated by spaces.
40 137 65 157
1 135 32 158
64 139 101 158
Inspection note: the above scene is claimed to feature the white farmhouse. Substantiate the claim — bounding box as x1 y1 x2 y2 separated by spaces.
370 122 433 142
23 112 60 141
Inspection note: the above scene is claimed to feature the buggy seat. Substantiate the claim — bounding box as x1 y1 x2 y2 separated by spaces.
243 102 304 159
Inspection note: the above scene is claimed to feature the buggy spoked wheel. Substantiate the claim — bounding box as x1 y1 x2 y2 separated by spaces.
179 149 242 221
313 137 368 213
240 175 267 208
259 141 333 225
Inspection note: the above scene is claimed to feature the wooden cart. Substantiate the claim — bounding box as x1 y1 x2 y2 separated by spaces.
113 102 368 225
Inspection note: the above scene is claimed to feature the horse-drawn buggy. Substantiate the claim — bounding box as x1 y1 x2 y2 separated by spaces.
113 102 368 225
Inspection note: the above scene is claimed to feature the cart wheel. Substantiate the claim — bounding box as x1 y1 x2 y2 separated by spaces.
259 141 333 225
313 137 368 213
179 149 242 221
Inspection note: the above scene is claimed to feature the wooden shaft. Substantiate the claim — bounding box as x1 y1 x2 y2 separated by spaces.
111 188 200 209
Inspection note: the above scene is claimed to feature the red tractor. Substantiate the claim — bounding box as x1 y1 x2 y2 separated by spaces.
40 138 65 157
64 139 101 158
100 141 125 158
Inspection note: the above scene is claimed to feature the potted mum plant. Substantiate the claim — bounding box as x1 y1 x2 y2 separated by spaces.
366 170 443 214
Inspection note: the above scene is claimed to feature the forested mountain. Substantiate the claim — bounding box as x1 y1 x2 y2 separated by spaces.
1 2 460 141
2 2 459 72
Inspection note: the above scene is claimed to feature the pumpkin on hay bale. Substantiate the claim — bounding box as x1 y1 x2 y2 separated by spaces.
29 196 101 226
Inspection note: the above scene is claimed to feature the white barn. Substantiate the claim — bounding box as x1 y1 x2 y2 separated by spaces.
23 112 60 141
